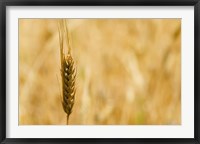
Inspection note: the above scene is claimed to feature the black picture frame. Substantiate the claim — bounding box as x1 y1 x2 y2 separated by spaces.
0 0 200 143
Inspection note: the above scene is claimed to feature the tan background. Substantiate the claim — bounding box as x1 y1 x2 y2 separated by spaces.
19 19 181 125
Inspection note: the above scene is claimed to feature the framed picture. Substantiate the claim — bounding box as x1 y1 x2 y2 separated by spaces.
0 0 199 143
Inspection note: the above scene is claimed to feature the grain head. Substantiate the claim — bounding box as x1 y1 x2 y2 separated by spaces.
58 19 76 125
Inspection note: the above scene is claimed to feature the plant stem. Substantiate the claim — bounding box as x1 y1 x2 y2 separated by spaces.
67 114 69 125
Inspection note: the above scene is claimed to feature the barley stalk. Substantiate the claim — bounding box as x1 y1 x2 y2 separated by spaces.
58 19 76 125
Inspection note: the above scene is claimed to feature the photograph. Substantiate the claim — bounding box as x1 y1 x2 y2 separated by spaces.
19 18 181 125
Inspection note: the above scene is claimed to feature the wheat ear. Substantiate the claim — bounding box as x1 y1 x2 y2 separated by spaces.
58 19 76 125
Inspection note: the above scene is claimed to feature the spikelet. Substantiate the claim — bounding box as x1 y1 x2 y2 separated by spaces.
62 54 76 123
58 19 76 125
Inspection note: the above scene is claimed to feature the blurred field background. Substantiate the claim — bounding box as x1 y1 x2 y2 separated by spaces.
19 19 181 125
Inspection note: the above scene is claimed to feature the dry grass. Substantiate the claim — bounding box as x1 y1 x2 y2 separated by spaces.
19 19 181 125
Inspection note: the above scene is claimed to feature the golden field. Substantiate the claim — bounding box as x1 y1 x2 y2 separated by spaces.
19 19 181 125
